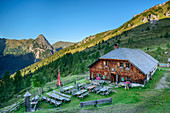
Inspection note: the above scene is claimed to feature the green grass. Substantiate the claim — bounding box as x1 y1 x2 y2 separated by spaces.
30 69 169 113
3 67 170 113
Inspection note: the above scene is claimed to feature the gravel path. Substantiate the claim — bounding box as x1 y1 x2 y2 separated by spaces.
155 73 170 90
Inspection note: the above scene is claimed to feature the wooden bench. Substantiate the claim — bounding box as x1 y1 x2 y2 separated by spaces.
50 99 62 106
78 92 89 99
53 90 71 98
96 90 100 94
71 89 78 96
93 87 101 92
80 98 112 108
65 90 71 94
41 95 62 106
84 84 91 89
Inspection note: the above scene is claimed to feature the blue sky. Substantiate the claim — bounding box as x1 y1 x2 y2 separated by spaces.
0 0 168 44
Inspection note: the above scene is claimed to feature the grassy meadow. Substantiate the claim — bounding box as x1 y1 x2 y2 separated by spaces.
13 67 170 113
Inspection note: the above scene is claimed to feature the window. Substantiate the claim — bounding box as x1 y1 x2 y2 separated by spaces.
120 62 124 67
103 61 108 66
126 63 130 68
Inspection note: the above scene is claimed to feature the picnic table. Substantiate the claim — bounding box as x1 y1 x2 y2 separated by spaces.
75 89 87 96
91 81 99 85
87 85 96 91
46 92 65 101
96 80 105 84
92 86 101 93
62 86 74 91
53 90 71 98
78 83 85 89
97 86 112 95
100 86 111 92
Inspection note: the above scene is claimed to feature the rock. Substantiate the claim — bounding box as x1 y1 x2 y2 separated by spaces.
164 12 170 17
133 14 137 17
148 14 159 24
128 24 132 27
29 34 56 59
141 17 147 23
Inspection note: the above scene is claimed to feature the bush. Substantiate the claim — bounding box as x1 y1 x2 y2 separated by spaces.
166 43 170 48
164 32 169 38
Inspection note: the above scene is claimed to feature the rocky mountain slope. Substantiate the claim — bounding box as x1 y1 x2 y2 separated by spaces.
0 34 56 60
15 1 170 77
29 34 56 59
0 34 55 77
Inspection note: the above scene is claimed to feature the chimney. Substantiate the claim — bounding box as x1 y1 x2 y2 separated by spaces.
114 43 119 49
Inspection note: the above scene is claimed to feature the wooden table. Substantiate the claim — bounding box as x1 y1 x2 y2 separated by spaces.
87 85 96 92
47 92 65 101
78 83 85 88
75 90 87 96
62 86 74 91
99 86 110 92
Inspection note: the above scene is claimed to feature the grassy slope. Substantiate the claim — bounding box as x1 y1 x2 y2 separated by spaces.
0 38 34 56
14 1 170 77
52 41 75 49
13 67 170 113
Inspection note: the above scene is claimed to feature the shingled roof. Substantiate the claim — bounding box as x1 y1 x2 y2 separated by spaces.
100 48 158 75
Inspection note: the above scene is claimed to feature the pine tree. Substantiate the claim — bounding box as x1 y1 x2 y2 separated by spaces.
154 52 159 60
14 70 24 93
166 43 170 48
2 71 15 101
156 47 162 54
164 32 169 38
95 51 100 59
31 73 46 94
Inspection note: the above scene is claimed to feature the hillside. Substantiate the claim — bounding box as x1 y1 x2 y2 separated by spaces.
16 1 170 77
0 34 56 78
0 1 170 112
52 41 75 50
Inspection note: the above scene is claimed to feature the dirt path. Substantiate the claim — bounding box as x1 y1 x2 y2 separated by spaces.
155 72 170 90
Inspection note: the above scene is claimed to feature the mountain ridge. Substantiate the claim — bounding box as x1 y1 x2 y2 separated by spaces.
9 1 170 77
52 41 75 50
0 34 75 77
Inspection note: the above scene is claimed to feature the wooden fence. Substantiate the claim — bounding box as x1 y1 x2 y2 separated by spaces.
1 98 25 113
80 98 112 108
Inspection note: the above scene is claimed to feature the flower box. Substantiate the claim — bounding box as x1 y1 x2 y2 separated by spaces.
96 77 100 80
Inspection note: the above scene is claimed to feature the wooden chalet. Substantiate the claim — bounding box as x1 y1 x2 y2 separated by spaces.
88 44 158 86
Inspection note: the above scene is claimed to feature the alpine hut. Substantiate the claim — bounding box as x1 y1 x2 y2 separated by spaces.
88 44 158 87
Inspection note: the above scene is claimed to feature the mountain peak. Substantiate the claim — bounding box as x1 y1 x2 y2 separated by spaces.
29 34 56 59
36 34 46 40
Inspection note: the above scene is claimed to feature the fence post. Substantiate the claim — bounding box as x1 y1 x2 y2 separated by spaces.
80 103 83 108
94 101 98 107
110 98 112 104
24 91 31 112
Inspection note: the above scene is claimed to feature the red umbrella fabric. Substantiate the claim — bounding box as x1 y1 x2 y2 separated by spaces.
57 70 61 86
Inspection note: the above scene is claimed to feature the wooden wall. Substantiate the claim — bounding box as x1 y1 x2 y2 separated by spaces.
89 59 146 84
